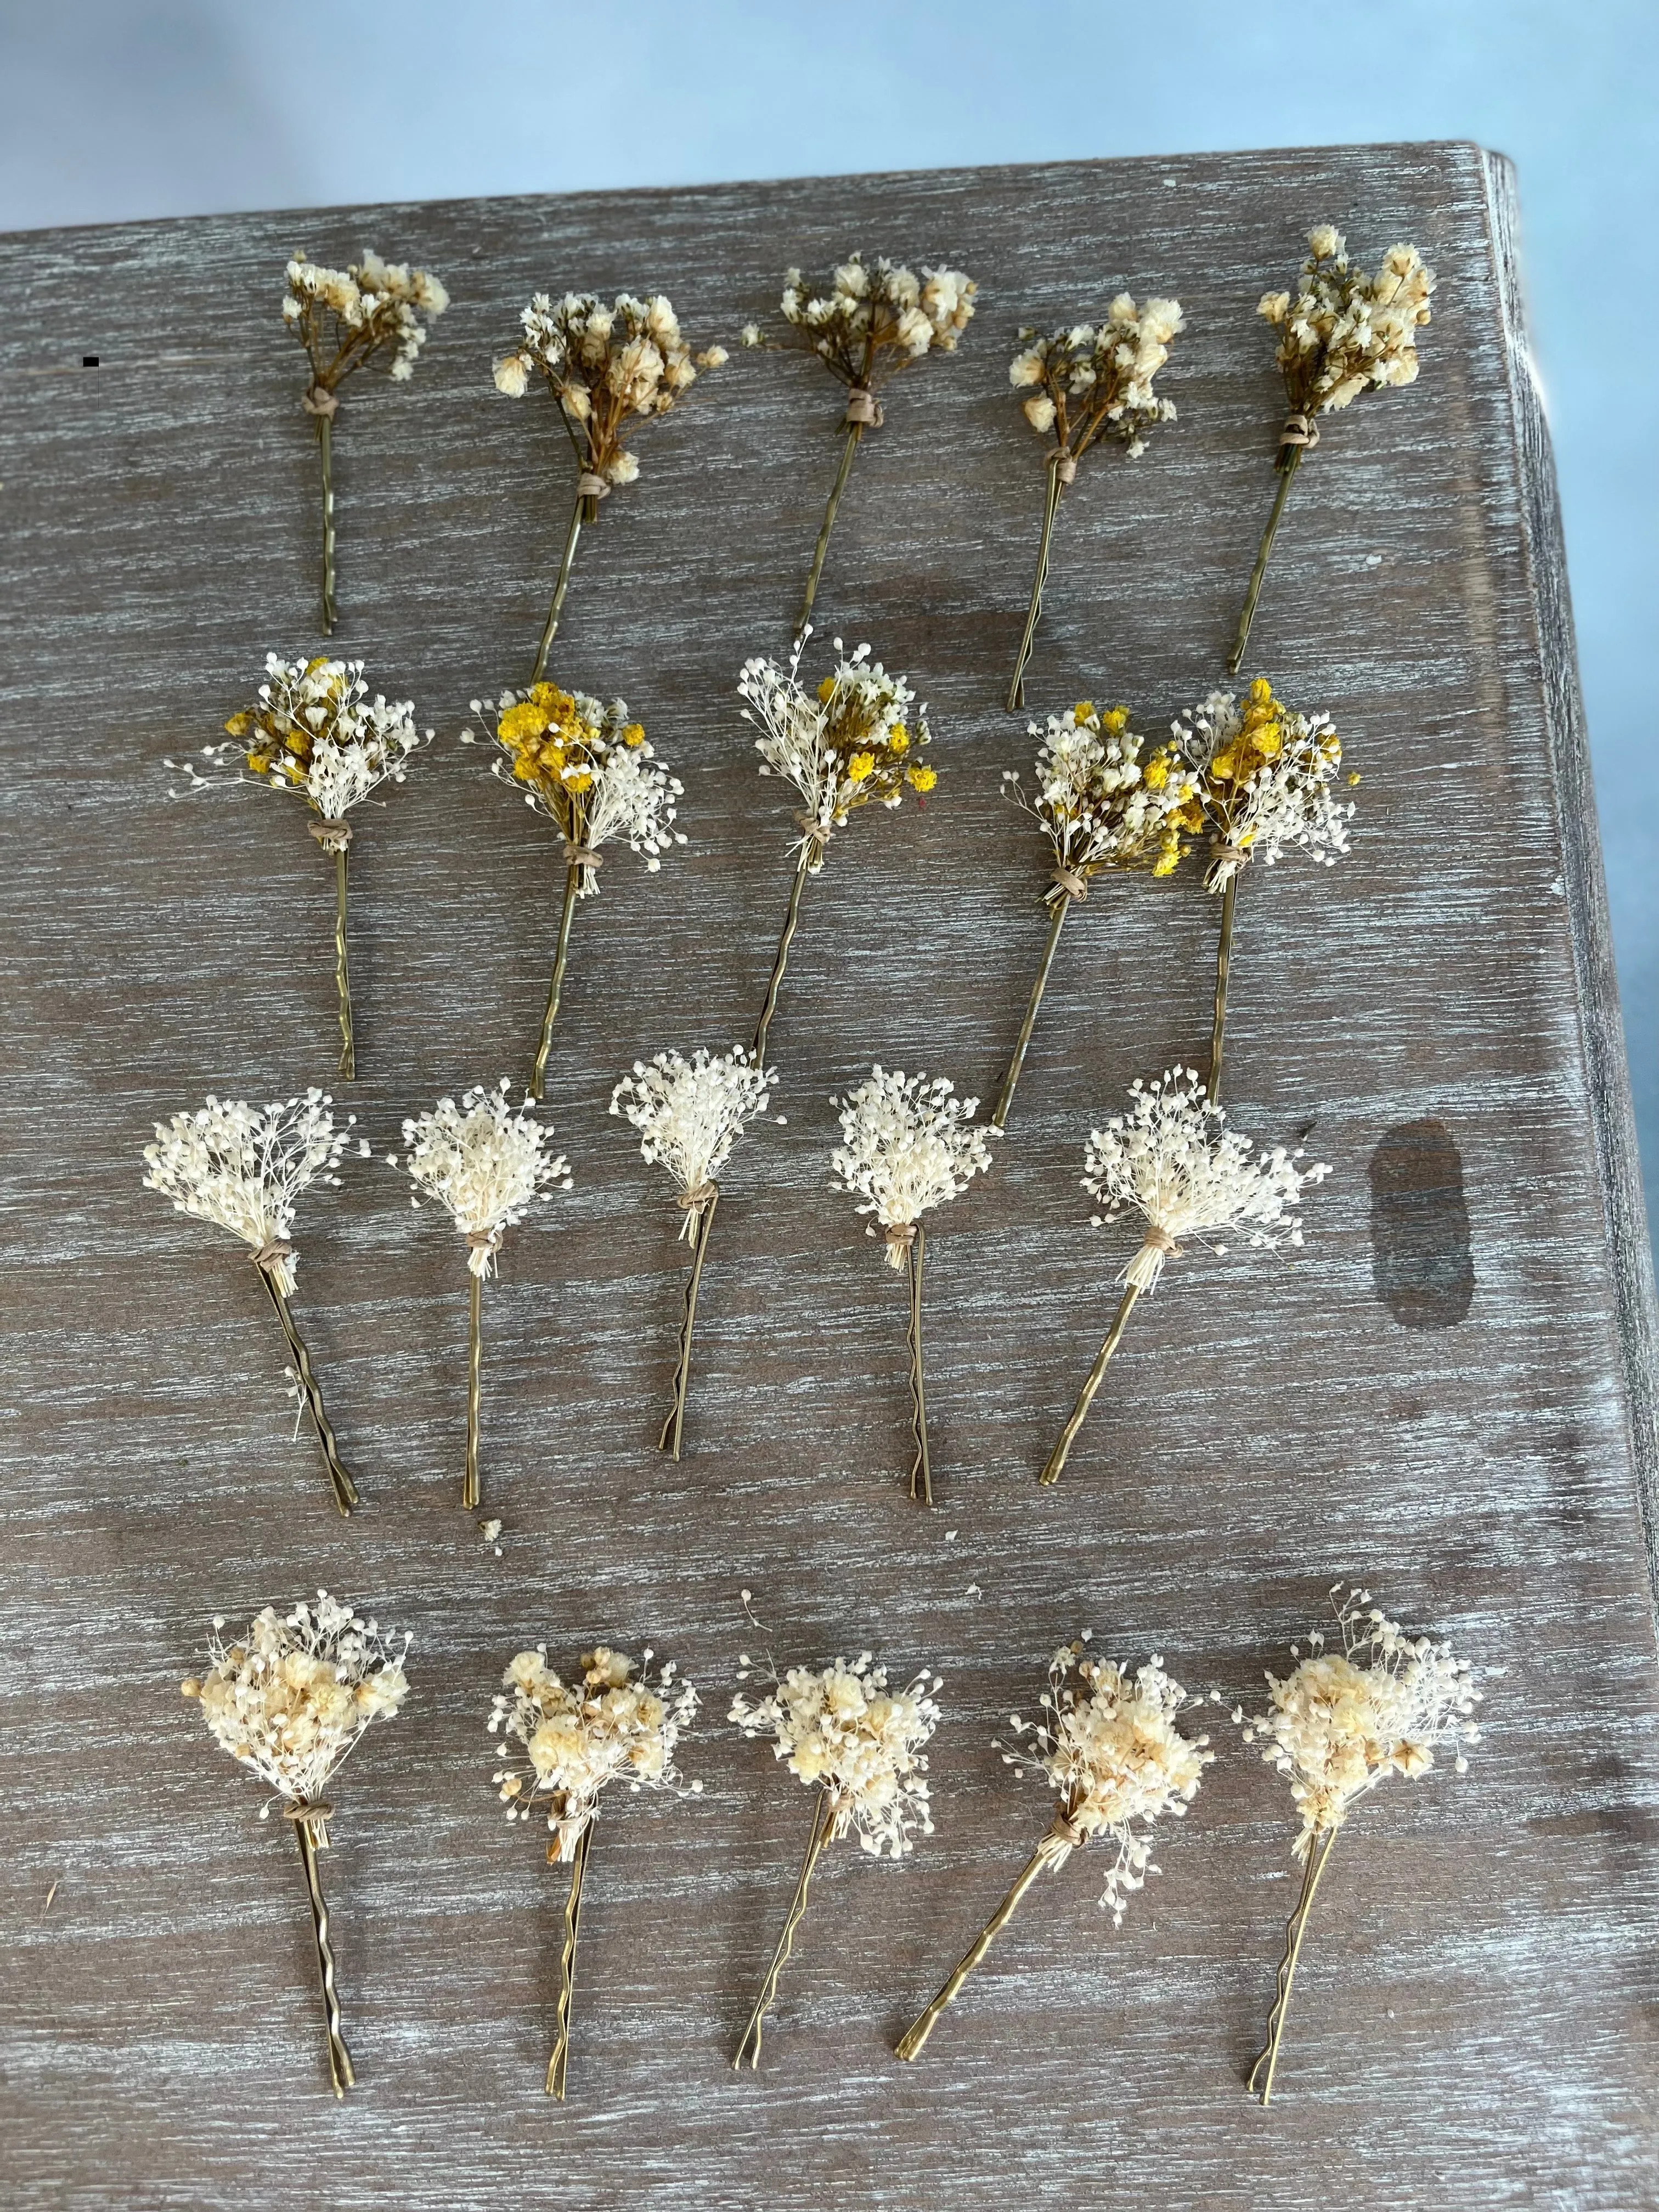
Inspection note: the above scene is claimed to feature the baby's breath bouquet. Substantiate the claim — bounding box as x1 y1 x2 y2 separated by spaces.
1237 1587 1480 2103
181 1593 410 2096
740 635 939 1066
898 1639 1213 2058
281 250 448 630
610 1047 780 1459
1231 224 1434 670
394 1082 572 1508
730 1651 942 2068
741 253 976 640
1005 297 1183 709
1042 1069 1329 1485
463 683 686 1097
830 1068 995 1504
142 1093 363 1514
167 653 430 1078
1173 681 1355 1103
493 291 726 680
994 702 1204 1129
488 1644 699 2098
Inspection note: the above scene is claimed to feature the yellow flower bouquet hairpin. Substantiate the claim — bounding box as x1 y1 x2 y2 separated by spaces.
181 1592 410 2097
462 682 685 1099
992 702 1203 1130
898 1638 1213 2058
741 253 976 641
281 251 448 631
610 1047 781 1460
393 1082 572 1509
740 636 939 1068
167 653 430 1079
730 1650 941 2069
830 1067 995 1505
493 291 726 681
488 1644 700 2099
143 1092 364 1515
1005 297 1183 710
1172 681 1354 1103
1041 1068 1329 1485
1229 224 1434 671
1237 1585 1480 2104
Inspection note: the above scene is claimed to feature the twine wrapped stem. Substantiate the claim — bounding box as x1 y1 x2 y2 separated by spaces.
286 1802 354 2097
753 837 821 1069
1006 447 1077 713
532 490 589 685
1227 434 1310 674
793 411 866 647
659 1184 719 1461
991 878 1082 1131
546 1819 592 2099
1248 1825 1338 2105
734 1787 835 2070
255 1253 358 1515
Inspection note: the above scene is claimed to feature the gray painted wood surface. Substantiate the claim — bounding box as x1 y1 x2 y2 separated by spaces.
3 143 1657 2210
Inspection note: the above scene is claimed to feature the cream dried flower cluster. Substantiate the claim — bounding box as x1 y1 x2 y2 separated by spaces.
1174 680 1353 890
488 1644 700 1861
182 1591 410 1816
1257 225 1435 420
493 291 726 487
1084 1068 1329 1291
741 637 937 867
1003 1639 1214 1922
1240 1585 1481 1855
611 1047 778 1237
1009 297 1184 460
143 1091 358 1295
744 254 977 404
397 1080 572 1277
730 1654 942 1857
283 249 449 393
171 654 428 826
1003 702 1206 896
831 1068 995 1265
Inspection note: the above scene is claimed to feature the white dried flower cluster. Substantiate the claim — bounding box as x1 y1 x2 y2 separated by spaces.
397 1080 572 1277
740 636 936 867
610 1047 778 1236
730 1653 942 1857
1008 296 1184 459
1257 225 1434 417
182 1592 410 1816
1239 1585 1481 1856
1003 1640 1214 1922
143 1091 357 1295
1083 1068 1330 1291
1002 702 1205 896
282 249 448 387
488 1644 700 1862
830 1067 994 1265
492 291 725 487
748 254 976 399
168 654 428 825
1173 681 1353 890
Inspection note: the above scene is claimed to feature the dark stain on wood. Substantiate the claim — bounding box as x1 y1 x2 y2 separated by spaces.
1369 1117 1475 1327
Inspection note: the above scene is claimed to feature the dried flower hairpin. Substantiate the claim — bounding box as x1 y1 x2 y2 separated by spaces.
610 1047 780 1459
181 1593 409 2096
742 253 976 641
730 1650 941 2068
1173 681 1355 1103
830 1068 994 1505
1005 298 1183 710
898 1639 1213 2058
488 1644 699 2098
1230 225 1434 671
143 1093 362 1514
281 250 448 630
1238 1585 1480 2104
1041 1068 1329 1485
394 1082 572 1508
461 683 685 1099
167 653 430 1079
740 635 938 1067
493 291 726 681
992 703 1204 1129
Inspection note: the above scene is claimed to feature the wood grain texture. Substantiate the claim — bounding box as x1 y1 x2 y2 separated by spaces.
2 144 1657 2211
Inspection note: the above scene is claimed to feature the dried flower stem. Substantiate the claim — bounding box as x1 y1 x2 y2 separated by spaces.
1248 1824 1337 2105
1227 445 1302 675
546 1819 592 2099
314 414 338 634
332 845 354 1080
896 1825 1066 2059
258 1265 358 1515
991 894 1073 1131
1207 872 1239 1105
530 859 583 1102
532 496 586 687
465 1271 483 1511
734 1787 834 2070
906 1227 931 1505
288 1805 355 2097
659 1189 719 1460
794 423 864 646
753 846 814 1069
1006 456 1067 713
1039 1283 1140 1486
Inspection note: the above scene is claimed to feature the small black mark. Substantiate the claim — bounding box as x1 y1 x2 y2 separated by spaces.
1369 1118 1474 1328
82 356 99 367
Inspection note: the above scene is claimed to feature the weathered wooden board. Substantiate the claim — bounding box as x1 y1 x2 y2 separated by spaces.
3 143 1657 2211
